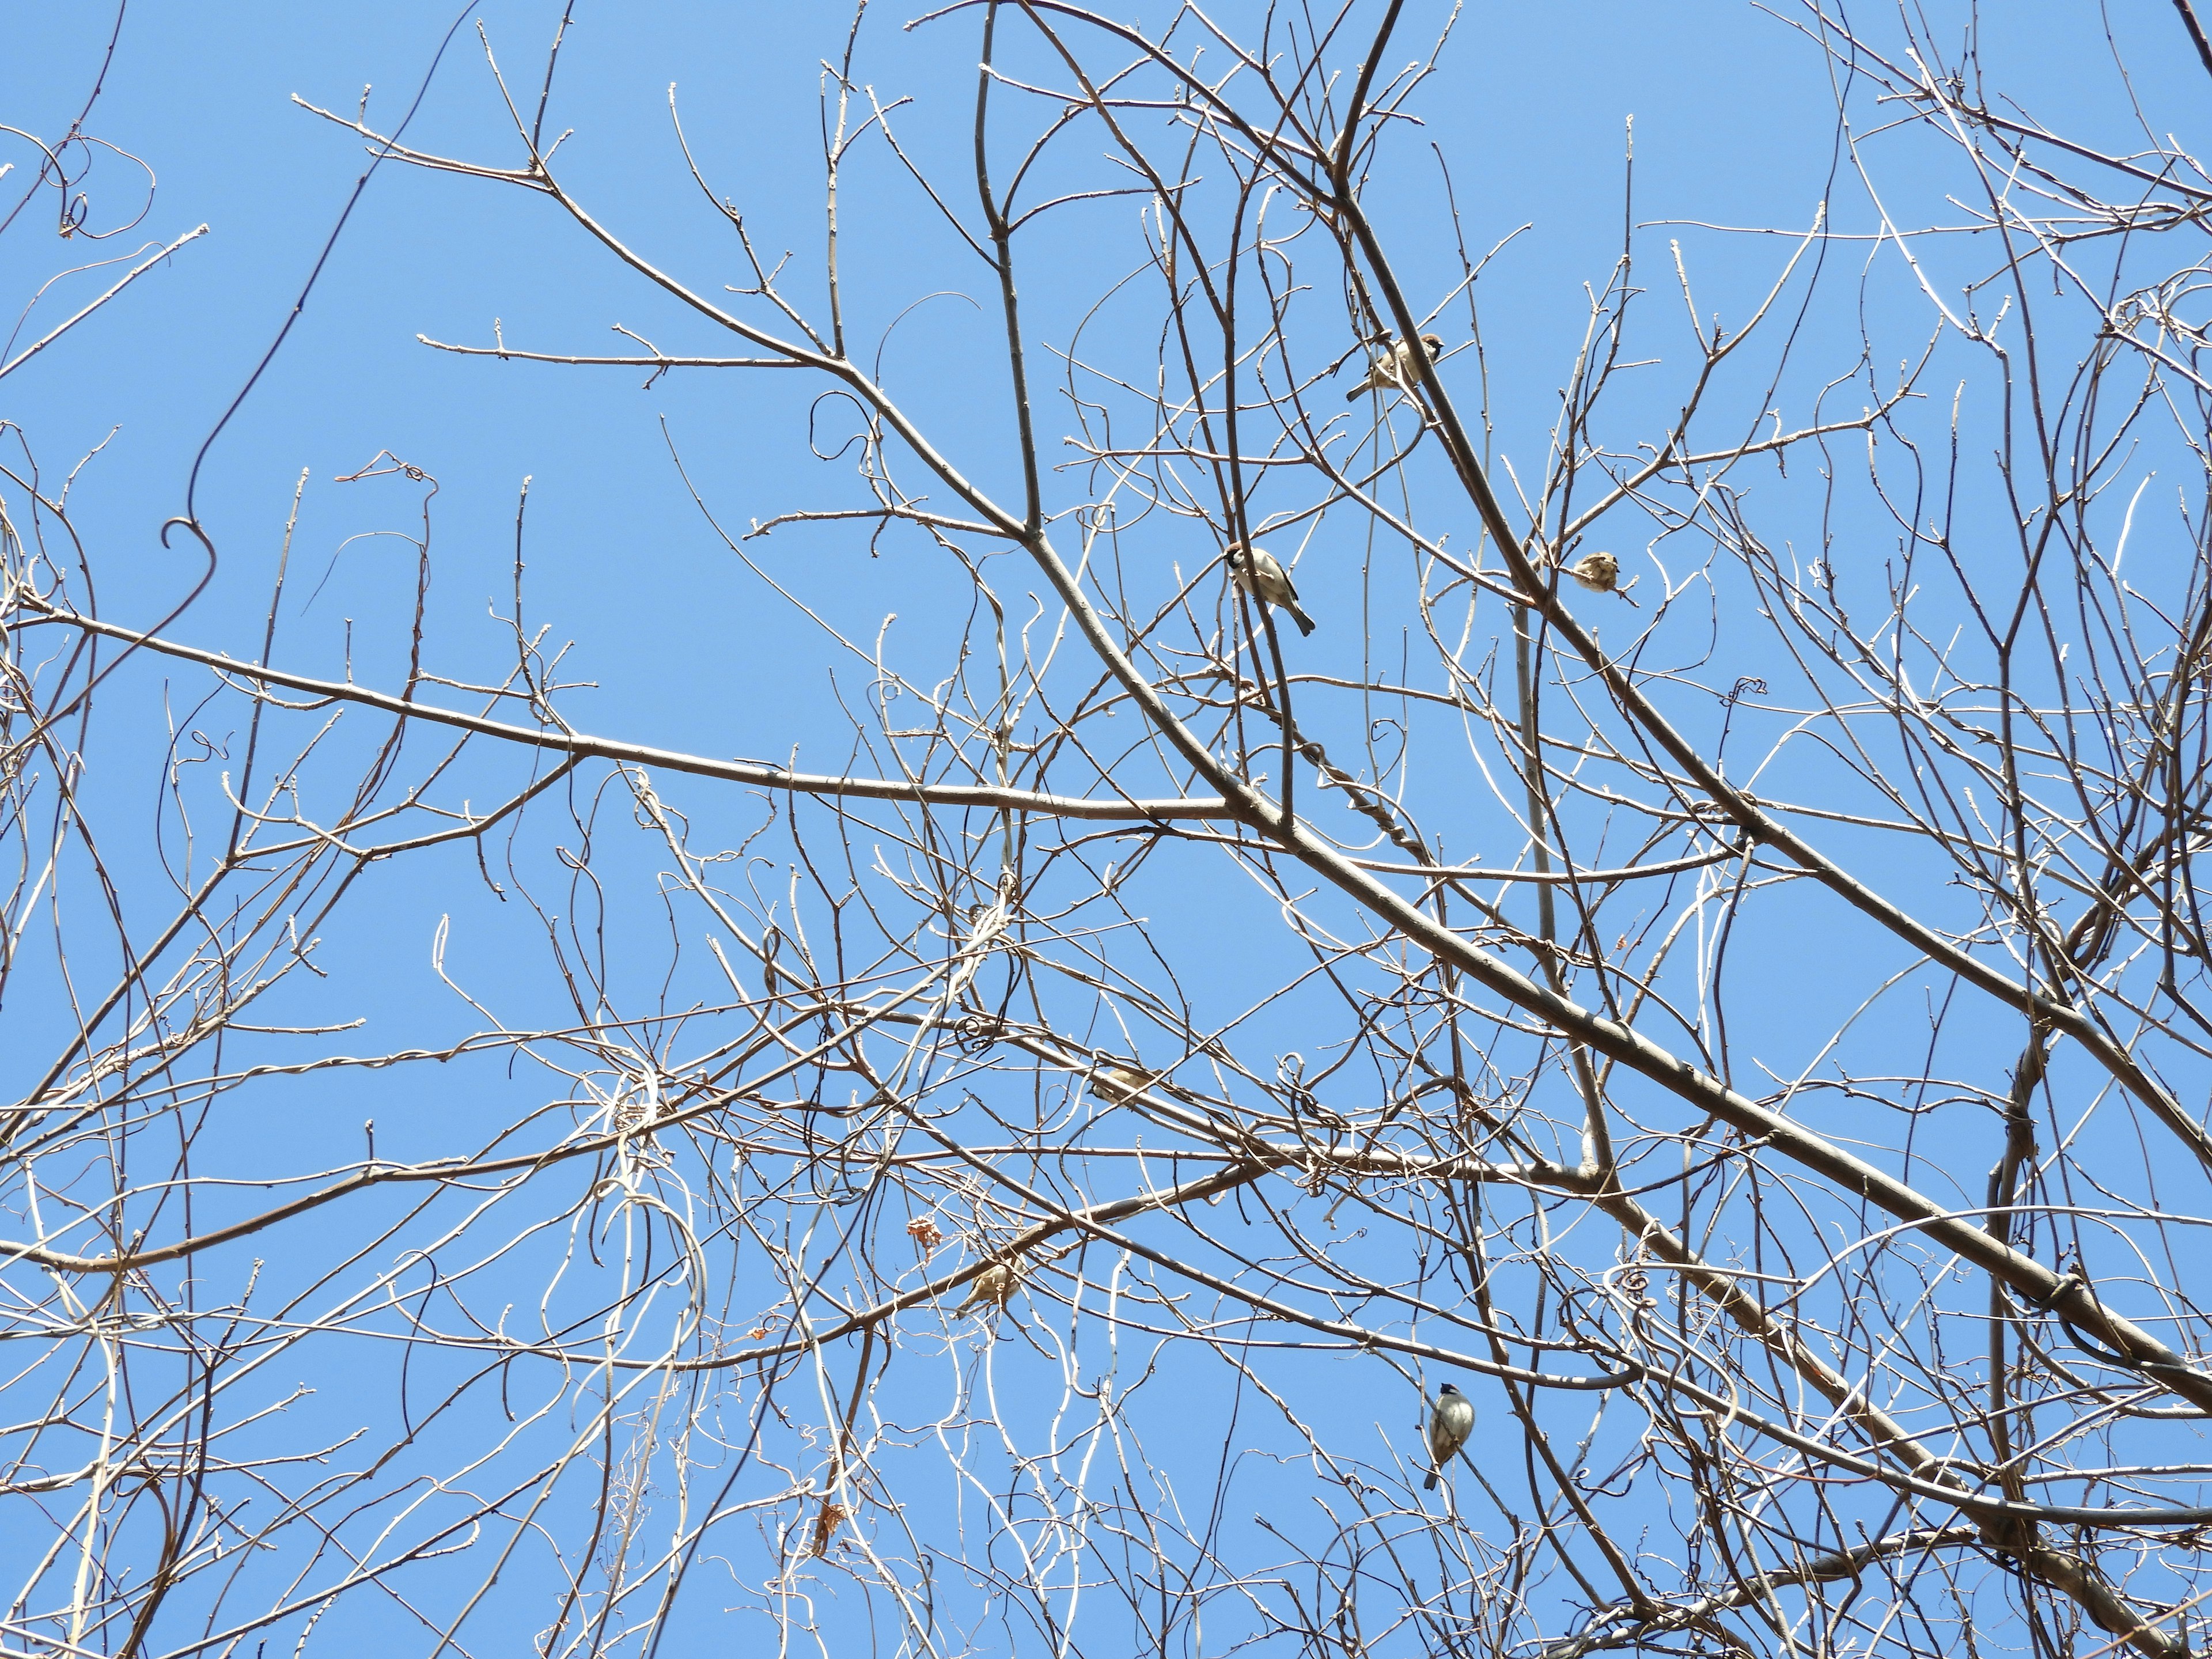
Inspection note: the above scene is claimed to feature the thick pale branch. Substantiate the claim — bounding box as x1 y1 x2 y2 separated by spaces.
1533 1528 1982 1659
22 600 1229 822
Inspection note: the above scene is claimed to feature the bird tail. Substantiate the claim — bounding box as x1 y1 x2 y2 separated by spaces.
1423 1468 1441 1491
1288 603 1317 637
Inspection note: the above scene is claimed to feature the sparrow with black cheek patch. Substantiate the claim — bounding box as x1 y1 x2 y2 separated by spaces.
1345 332 1446 402
1226 542 1317 637
1424 1381 1475 1490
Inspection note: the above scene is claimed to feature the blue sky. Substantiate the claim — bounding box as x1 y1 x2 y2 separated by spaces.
7 2 2211 1654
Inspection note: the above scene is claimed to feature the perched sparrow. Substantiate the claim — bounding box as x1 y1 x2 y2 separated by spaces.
1344 332 1446 402
1226 541 1317 637
952 1257 1022 1316
1566 550 1619 593
1424 1381 1475 1491
1092 1060 1162 1103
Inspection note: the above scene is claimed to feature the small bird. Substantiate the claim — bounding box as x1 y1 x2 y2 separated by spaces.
1226 542 1317 637
952 1257 1022 1316
1566 550 1619 593
1092 1060 1162 1104
1423 1381 1475 1490
1345 332 1446 402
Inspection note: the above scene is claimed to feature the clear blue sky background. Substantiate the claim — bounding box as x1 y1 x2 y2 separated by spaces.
9 0 2180 756
6 0 1931 1122
5 2 2204 1652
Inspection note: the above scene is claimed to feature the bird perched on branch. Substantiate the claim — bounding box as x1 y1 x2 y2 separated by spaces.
1566 550 1619 593
951 1256 1023 1316
1226 542 1317 637
1423 1381 1475 1490
1092 1060 1163 1104
1344 331 1446 402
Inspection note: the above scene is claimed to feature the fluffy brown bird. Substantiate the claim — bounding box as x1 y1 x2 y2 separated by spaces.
1344 332 1446 402
1566 550 1619 593
951 1258 1022 1316
1226 542 1317 637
